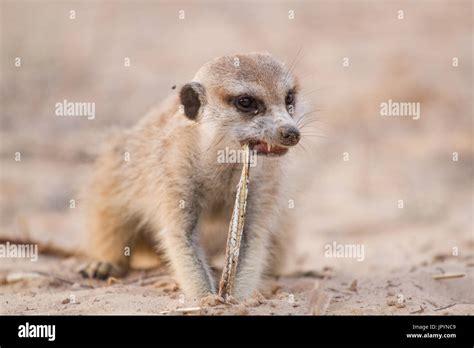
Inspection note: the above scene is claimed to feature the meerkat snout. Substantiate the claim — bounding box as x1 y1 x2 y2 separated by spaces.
278 125 300 146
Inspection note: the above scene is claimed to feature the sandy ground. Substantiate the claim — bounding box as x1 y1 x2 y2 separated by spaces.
0 204 472 315
0 250 473 315
1 1 473 315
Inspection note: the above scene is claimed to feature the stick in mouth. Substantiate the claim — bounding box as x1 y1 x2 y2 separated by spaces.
218 143 251 300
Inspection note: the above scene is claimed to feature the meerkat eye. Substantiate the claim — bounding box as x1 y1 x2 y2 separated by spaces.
285 92 294 106
285 91 295 116
235 96 258 113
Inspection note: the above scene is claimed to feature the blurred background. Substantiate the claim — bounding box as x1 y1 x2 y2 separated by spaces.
0 0 472 314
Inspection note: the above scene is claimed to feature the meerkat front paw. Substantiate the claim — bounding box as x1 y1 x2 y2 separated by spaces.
78 261 127 280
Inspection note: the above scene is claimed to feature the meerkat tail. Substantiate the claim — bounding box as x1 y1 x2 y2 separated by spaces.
218 144 251 300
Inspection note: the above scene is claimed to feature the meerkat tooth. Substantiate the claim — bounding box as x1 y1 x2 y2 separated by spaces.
267 143 272 152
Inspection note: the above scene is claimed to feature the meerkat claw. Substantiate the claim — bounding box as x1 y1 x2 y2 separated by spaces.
78 261 124 280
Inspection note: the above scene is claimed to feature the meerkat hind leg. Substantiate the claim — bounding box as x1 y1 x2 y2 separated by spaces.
78 260 126 280
79 209 138 280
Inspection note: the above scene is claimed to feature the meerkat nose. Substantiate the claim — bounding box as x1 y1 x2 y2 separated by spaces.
278 126 301 146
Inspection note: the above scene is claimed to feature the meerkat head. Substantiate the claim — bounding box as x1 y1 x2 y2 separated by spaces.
179 52 303 156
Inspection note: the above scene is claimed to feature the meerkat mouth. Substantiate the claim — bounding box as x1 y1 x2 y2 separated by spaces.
243 140 289 156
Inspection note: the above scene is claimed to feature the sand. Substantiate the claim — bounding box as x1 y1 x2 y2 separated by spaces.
0 217 472 315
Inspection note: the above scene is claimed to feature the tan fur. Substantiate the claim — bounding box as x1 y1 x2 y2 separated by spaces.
80 53 305 300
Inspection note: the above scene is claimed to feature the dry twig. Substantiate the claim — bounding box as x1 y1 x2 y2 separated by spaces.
432 273 465 280
218 144 251 300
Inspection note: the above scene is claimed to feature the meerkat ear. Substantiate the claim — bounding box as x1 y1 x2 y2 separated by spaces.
179 82 206 120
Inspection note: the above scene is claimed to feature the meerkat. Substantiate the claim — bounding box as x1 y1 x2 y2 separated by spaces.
79 52 305 300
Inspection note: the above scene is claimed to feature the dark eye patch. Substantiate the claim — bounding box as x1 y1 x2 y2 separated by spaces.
236 96 256 111
285 89 296 115
232 95 265 115
285 91 294 105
